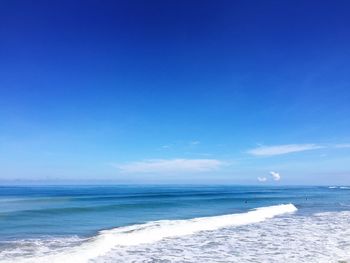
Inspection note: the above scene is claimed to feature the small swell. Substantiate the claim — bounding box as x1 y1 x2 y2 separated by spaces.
329 186 350 190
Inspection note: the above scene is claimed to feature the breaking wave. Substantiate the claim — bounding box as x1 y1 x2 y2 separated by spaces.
0 204 297 263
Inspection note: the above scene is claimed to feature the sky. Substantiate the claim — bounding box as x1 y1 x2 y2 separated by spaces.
0 0 350 185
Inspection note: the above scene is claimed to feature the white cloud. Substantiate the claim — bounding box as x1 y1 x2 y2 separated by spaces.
190 141 200 145
161 145 171 149
247 144 323 156
115 158 225 173
257 177 267 182
334 144 350 148
270 171 281 181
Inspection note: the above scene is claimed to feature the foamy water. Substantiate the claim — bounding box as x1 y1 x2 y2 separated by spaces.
0 204 297 263
95 210 350 263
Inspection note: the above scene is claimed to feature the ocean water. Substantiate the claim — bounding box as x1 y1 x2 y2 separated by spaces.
0 185 350 262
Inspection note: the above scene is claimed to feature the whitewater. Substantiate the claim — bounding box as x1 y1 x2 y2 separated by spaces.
0 204 297 262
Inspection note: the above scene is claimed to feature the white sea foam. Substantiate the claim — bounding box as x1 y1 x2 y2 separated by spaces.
96 210 350 263
329 186 350 189
0 204 297 263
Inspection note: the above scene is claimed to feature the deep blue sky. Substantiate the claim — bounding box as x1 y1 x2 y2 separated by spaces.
1 0 350 184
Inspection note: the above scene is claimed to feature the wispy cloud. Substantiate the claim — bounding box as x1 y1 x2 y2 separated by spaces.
115 158 225 173
247 144 323 156
270 171 281 181
257 177 267 182
334 144 350 149
161 145 172 149
190 141 200 145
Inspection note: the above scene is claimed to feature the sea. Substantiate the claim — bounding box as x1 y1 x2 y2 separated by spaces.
0 185 350 263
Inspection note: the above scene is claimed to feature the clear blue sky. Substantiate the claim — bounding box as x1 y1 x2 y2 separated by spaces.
1 0 350 184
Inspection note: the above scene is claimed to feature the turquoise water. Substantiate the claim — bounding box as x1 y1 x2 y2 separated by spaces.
0 185 350 262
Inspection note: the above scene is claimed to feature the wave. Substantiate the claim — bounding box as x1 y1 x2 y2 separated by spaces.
328 186 350 189
2 204 297 263
3 196 290 218
100 210 350 263
1 191 280 204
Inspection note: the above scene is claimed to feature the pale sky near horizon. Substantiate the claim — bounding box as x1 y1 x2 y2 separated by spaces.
1 1 350 185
